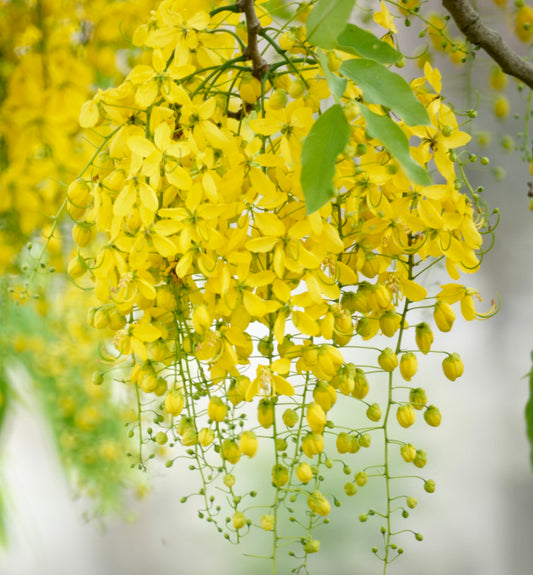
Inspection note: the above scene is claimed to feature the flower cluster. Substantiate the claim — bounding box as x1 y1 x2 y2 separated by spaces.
64 0 494 570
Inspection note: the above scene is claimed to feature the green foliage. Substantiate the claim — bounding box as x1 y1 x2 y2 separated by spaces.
336 23 403 64
339 59 430 126
305 0 356 49
360 105 432 186
301 104 350 213
525 351 533 469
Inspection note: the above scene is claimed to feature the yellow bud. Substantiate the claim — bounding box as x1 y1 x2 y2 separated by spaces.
379 310 402 337
221 438 241 464
307 402 327 433
313 380 337 412
223 473 235 487
198 427 215 446
442 352 464 381
336 432 353 454
401 443 417 463
434 300 456 332
279 31 296 51
397 404 416 428
272 463 289 487
303 539 321 553
232 511 247 530
208 396 227 422
239 73 262 104
351 368 369 400
424 405 442 427
366 403 382 422
378 347 398 372
355 471 368 487
307 490 330 516
268 89 288 110
258 398 275 428
413 449 427 468
460 291 477 321
261 514 275 530
72 224 94 248
181 427 198 446
516 5 533 42
239 431 258 457
282 407 299 427
493 95 510 120
490 66 508 91
409 387 427 410
302 432 324 457
400 352 418 381
67 255 87 279
296 462 313 484
415 322 433 354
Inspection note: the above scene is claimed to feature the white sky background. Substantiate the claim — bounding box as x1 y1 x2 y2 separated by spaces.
2 2 533 575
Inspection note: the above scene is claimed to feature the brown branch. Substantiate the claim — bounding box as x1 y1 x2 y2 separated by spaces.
237 0 269 78
442 0 533 89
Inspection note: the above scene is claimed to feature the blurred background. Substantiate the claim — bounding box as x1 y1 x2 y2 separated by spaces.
1 2 533 575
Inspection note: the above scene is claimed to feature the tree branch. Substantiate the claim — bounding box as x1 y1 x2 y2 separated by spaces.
442 0 533 89
237 0 269 78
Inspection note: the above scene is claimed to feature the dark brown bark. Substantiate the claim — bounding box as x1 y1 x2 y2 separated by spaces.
443 0 533 89
238 0 269 78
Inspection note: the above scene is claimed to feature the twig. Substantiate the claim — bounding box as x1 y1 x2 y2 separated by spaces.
237 0 269 78
442 0 533 89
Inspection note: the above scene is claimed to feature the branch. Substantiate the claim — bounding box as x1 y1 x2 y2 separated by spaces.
442 0 533 89
237 0 269 78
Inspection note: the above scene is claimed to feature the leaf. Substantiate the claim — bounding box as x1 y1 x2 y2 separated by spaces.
360 105 432 187
317 49 347 100
301 104 350 214
306 0 355 49
340 59 430 126
336 23 402 64
526 351 533 470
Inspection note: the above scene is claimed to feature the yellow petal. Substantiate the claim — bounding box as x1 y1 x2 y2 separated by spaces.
272 374 294 396
128 136 156 157
292 310 320 337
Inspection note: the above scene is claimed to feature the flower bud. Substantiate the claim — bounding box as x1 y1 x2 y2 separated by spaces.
307 490 330 516
239 431 258 457
303 539 321 554
344 482 358 496
351 368 369 399
409 387 427 410
221 439 241 464
272 463 289 487
434 300 455 332
355 471 368 487
424 479 436 493
378 347 398 372
442 352 464 381
359 433 371 448
397 404 416 428
223 473 235 487
406 496 418 509
400 352 418 381
366 403 382 422
313 380 337 412
302 433 324 457
424 405 442 427
258 398 275 428
232 511 247 530
198 427 215 446
413 449 427 468
307 402 327 433
400 443 417 463
208 396 227 422
282 407 299 427
296 462 313 484
336 432 352 454
415 322 433 354
164 390 184 416
261 514 274 530
380 310 402 337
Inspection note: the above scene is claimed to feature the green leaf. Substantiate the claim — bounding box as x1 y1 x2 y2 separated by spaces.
525 351 533 470
317 49 347 100
301 104 350 214
262 0 294 20
336 23 402 64
340 59 430 126
360 105 432 186
305 0 355 50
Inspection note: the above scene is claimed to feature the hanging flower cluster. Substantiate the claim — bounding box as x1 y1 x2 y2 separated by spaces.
0 0 157 272
68 0 496 571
